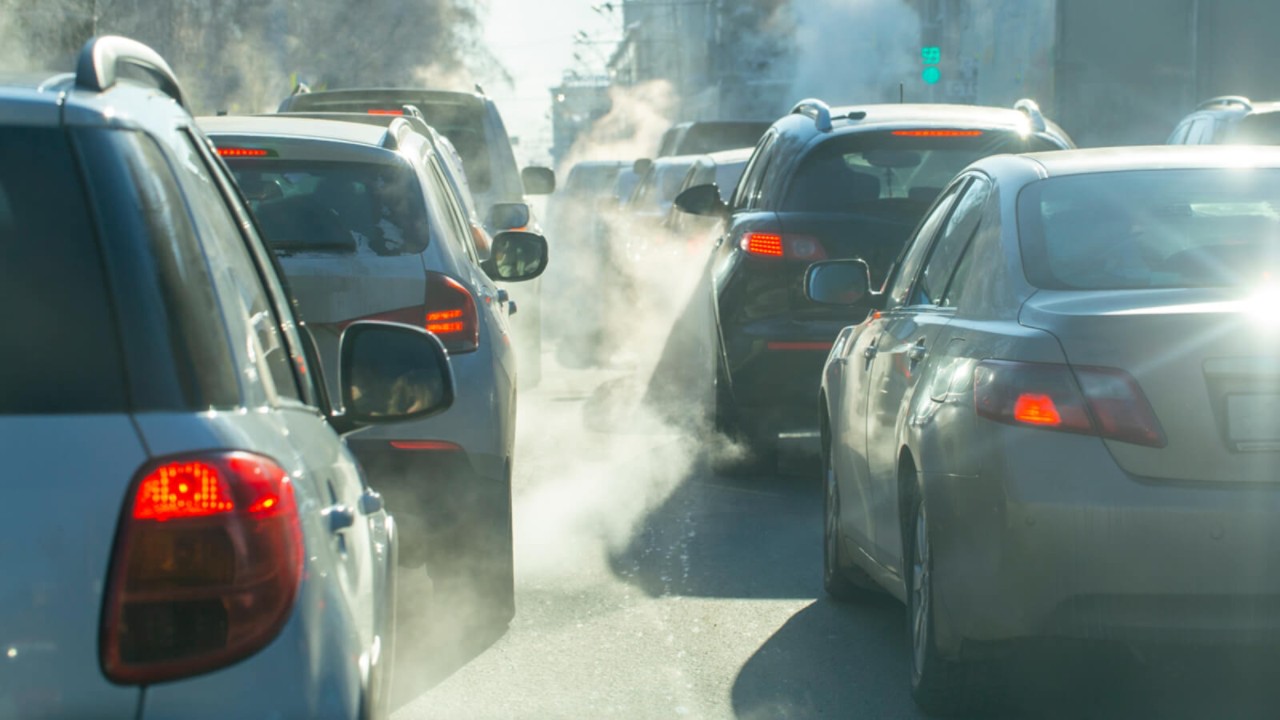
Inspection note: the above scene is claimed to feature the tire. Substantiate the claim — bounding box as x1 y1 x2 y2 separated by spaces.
823 442 879 601
905 488 994 716
711 355 776 475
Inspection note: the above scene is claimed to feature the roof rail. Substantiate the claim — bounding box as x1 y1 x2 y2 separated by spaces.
791 98 833 132
474 83 486 96
74 36 187 110
1196 95 1253 112
381 117 414 151
1014 98 1046 132
291 82 312 96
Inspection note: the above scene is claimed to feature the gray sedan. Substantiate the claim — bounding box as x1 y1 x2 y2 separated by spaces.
808 146 1280 715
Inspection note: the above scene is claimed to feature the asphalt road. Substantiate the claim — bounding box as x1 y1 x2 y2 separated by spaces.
389 354 1280 720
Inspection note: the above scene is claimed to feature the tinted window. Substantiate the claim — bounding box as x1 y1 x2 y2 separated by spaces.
916 176 991 305
1019 169 1280 290
227 159 429 256
175 132 301 403
675 123 771 155
733 132 778 210
884 180 965 308
784 130 1056 213
0 127 127 413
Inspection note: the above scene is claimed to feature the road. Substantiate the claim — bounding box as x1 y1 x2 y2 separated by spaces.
389 353 1280 720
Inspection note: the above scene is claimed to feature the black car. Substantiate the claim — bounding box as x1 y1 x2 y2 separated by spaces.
1167 95 1280 144
676 98 1075 467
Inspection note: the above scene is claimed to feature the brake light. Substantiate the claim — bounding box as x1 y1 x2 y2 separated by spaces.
101 452 302 684
367 109 404 116
740 232 828 261
390 440 463 451
425 272 479 354
216 147 273 158
891 129 984 137
974 360 1165 447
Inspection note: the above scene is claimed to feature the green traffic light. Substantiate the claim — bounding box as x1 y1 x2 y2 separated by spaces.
923 67 941 84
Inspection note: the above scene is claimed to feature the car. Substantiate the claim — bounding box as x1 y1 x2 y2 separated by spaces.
656 120 773 157
809 144 1280 714
1167 95 1280 144
0 36 455 719
615 154 704 265
675 98 1075 468
277 87 556 386
199 114 548 627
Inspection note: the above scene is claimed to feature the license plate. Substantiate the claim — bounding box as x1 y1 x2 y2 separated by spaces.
1227 394 1280 447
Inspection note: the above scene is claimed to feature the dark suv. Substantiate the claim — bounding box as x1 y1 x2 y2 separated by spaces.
1167 95 1280 144
676 98 1074 466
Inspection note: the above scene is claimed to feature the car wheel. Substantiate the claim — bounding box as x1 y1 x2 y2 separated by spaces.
906 491 993 716
823 442 878 601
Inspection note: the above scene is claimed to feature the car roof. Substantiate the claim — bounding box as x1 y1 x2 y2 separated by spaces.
1011 145 1280 177
286 88 488 110
199 114 393 146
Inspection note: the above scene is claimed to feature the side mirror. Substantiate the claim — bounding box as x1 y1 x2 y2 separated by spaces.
674 183 728 218
487 202 531 231
331 322 455 434
633 158 653 176
484 230 548 282
805 259 873 306
522 166 556 195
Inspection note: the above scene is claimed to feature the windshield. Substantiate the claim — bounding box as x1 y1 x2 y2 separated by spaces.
1019 169 1280 290
226 159 429 256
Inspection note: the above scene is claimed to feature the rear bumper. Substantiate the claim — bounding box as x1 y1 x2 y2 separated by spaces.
722 316 851 434
927 425 1280 658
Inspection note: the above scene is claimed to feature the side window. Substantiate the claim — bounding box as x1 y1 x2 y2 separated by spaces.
733 132 777 210
168 129 302 405
916 176 992 306
1167 120 1192 144
883 179 967 308
422 154 478 264
1186 117 1213 145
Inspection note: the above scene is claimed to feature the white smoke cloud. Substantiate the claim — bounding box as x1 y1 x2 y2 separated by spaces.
789 0 922 105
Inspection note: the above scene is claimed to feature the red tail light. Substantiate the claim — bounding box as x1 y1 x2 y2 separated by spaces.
216 147 274 158
974 360 1165 447
740 232 828 261
367 109 404 116
891 129 984 137
425 272 479 354
101 452 303 684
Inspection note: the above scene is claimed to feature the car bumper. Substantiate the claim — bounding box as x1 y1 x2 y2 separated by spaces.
926 425 1280 658
723 316 850 434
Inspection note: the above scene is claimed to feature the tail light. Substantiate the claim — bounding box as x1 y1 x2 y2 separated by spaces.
974 360 1165 447
740 232 828 262
101 452 303 684
337 272 479 354
425 271 479 354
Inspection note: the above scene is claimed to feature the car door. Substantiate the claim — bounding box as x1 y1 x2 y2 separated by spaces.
835 180 964 564
176 127 384 652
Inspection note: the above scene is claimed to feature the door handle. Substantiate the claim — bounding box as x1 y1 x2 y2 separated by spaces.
323 504 356 533
497 289 510 304
508 300 518 315
908 339 927 364
863 341 878 360
358 489 384 515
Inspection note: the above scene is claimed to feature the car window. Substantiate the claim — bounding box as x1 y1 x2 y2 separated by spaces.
423 153 481 264
733 131 778 210
1186 117 1214 144
1019 168 1280 290
0 127 128 414
225 157 429 256
915 176 991 306
883 180 967 309
171 130 302 405
1167 121 1192 144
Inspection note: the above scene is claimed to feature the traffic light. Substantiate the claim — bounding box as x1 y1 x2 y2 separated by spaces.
922 46 941 84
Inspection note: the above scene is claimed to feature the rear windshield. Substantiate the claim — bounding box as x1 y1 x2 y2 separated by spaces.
227 159 429 256
0 127 127 413
633 162 695 210
676 123 771 155
1227 113 1280 144
1018 169 1280 290
564 164 623 196
784 130 1058 213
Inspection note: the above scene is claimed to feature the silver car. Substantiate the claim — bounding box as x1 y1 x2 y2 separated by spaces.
809 146 1280 714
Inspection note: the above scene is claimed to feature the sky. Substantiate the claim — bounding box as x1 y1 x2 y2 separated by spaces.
482 0 617 167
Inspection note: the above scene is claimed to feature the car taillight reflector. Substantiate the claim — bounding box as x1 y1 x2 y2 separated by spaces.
425 272 479 354
367 109 404 116
102 451 303 685
740 232 827 261
974 360 1165 447
390 440 463 451
891 129 984 137
216 147 273 158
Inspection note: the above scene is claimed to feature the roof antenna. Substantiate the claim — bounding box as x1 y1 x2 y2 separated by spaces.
900 82 904 104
